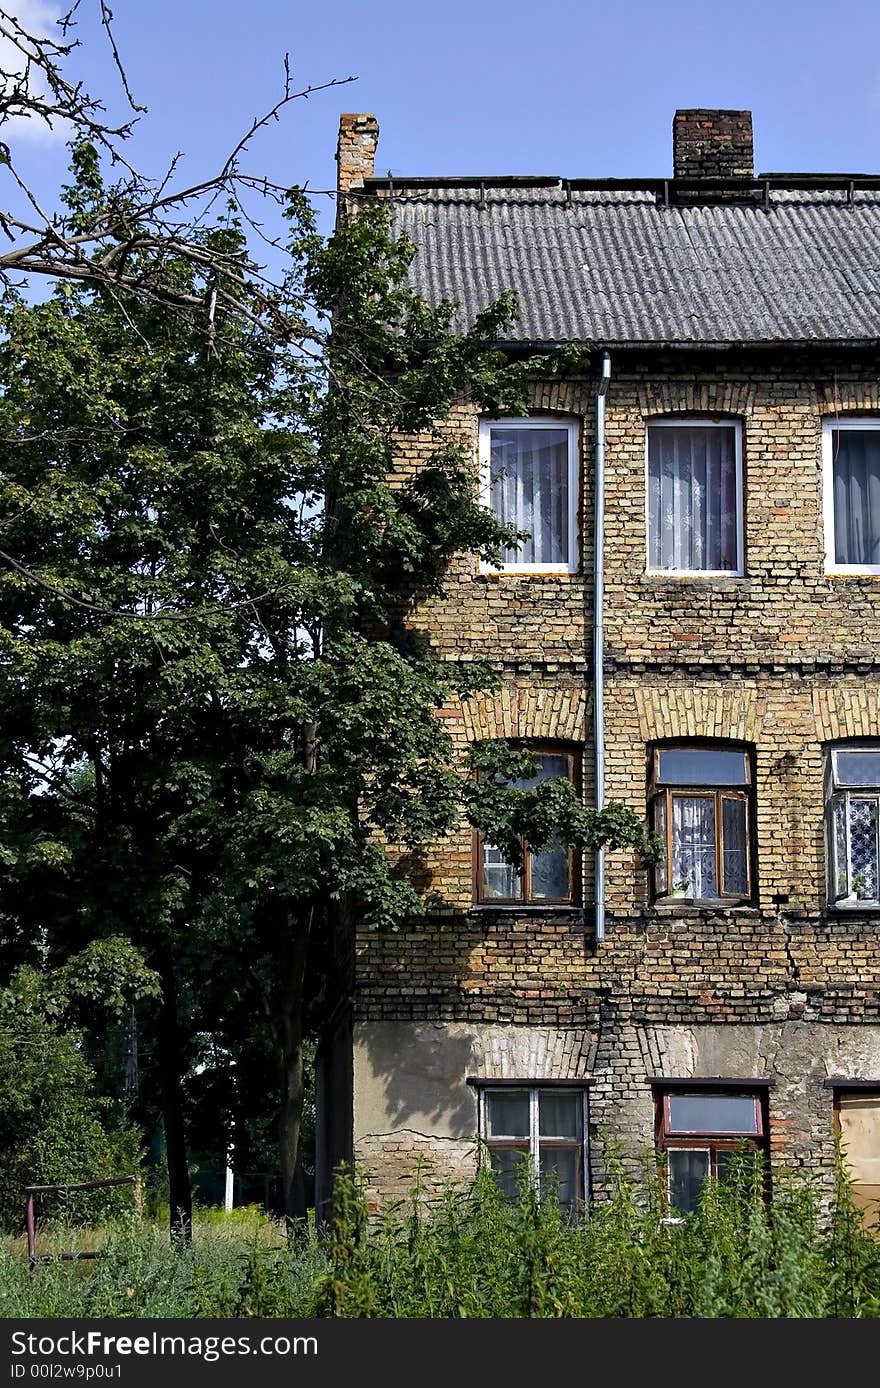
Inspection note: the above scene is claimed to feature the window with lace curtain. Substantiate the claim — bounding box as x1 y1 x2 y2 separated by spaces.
480 417 579 572
650 744 754 903
823 420 880 573
646 419 743 575
827 746 880 906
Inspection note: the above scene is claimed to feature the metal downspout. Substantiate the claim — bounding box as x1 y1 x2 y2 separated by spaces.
594 353 611 944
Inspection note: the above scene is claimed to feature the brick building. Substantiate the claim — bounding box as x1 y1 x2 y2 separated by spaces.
316 109 880 1221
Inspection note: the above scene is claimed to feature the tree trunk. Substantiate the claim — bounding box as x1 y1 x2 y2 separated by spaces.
155 947 193 1242
273 904 311 1224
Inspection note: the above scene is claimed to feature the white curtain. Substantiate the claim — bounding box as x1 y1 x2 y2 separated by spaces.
832 795 849 899
671 796 717 897
648 426 738 571
490 427 569 565
482 845 521 900
832 430 880 566
655 794 668 894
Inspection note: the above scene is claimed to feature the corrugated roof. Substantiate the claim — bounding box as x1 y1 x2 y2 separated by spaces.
366 184 880 346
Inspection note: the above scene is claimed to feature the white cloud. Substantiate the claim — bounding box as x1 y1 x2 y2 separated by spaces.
0 1 73 145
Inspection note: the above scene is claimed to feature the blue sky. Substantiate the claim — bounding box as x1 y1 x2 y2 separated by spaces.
12 0 880 239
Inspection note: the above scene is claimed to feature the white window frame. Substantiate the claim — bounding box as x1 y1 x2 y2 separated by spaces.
477 1085 589 1205
479 416 580 574
826 744 880 907
822 417 880 575
644 418 745 578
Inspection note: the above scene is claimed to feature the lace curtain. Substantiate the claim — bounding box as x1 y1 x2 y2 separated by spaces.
648 425 738 571
668 794 747 898
489 426 569 565
671 796 717 896
832 794 880 900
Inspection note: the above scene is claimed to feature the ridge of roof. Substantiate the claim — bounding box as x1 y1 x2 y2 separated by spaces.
362 173 880 195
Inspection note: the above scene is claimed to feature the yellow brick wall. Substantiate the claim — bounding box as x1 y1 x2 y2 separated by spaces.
356 351 880 1022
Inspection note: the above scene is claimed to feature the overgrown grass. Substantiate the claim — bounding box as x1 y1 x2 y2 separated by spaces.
0 1206 324 1317
3 1155 880 1317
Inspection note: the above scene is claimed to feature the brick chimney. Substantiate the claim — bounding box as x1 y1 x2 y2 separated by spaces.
673 109 754 180
336 113 379 197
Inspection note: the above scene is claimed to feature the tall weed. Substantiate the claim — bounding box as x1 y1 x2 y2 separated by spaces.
3 1155 879 1317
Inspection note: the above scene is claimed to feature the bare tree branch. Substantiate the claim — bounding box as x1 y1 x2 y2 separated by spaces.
97 1 146 114
0 3 355 332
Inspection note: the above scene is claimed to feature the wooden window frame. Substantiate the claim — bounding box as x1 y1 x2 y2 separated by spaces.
649 742 755 905
654 1088 768 1214
478 416 581 575
479 1085 589 1207
660 1090 762 1139
473 742 581 907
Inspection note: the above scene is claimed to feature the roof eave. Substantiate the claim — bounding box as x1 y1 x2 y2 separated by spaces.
497 337 880 354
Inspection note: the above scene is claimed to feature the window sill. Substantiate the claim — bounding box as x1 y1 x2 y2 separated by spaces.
469 903 584 916
642 571 746 583
476 568 580 578
828 900 880 913
651 898 757 915
825 568 880 578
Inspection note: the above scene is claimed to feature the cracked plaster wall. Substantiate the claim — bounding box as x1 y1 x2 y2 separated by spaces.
353 1019 880 1208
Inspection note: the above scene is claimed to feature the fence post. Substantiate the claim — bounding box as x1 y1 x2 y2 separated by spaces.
25 1192 36 1274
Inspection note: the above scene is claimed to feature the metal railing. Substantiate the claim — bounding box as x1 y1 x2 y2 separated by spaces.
25 1175 141 1273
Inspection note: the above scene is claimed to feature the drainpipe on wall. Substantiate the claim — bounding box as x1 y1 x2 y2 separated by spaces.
594 352 611 944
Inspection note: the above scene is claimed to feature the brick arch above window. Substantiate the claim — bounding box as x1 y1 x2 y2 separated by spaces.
460 685 590 745
633 686 767 745
525 382 587 415
465 1024 597 1082
818 386 880 414
635 383 755 417
813 688 880 743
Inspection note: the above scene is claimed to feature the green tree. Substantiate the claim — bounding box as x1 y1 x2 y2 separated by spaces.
0 950 155 1229
0 159 656 1238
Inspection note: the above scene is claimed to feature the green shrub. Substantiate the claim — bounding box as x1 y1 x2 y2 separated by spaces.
0 1211 325 1317
0 994 141 1231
